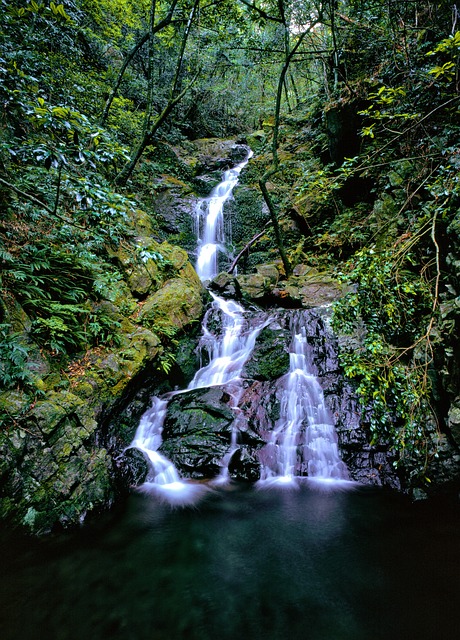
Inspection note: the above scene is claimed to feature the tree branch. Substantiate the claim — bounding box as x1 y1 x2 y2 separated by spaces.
238 0 283 23
228 226 270 273
0 176 86 230
115 69 200 185
99 0 179 126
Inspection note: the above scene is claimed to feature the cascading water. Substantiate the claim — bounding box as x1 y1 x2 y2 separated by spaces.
129 147 349 500
194 152 252 281
259 311 349 487
190 293 266 389
131 398 179 485
129 149 263 498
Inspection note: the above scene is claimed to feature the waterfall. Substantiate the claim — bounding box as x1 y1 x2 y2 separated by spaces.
130 397 179 485
129 149 262 499
259 311 349 487
129 147 349 501
129 294 267 498
190 293 267 390
195 151 252 281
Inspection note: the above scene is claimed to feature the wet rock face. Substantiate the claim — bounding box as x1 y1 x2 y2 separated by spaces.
228 447 261 482
153 307 404 489
160 387 235 478
157 382 271 482
242 324 290 381
243 308 402 488
116 447 150 488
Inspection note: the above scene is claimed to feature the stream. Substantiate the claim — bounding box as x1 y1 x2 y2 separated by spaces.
1 152 459 640
1 487 459 640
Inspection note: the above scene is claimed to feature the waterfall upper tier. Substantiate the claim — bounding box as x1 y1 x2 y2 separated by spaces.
195 151 253 281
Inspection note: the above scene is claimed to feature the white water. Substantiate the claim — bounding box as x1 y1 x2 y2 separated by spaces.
259 312 349 487
130 149 348 499
195 151 252 281
129 149 262 497
190 293 267 389
190 293 269 484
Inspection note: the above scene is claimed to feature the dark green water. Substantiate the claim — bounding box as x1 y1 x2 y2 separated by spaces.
1 483 459 640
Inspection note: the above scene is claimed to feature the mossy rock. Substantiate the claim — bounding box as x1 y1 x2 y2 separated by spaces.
0 243 205 533
160 387 235 479
139 277 203 331
209 272 241 299
237 272 272 301
242 325 290 381
246 130 267 151
186 138 248 173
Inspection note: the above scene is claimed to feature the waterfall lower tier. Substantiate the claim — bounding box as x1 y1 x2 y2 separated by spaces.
129 305 350 497
129 152 350 503
258 312 349 486
131 398 179 484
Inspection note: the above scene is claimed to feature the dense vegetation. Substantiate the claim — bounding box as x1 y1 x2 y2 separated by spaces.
1 0 459 527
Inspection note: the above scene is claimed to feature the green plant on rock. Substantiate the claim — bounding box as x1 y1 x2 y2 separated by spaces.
85 308 122 347
358 85 421 139
30 304 88 354
0 324 35 390
295 161 342 208
151 322 179 375
332 246 439 480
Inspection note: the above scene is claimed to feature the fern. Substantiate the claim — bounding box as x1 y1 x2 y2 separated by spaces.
0 324 35 390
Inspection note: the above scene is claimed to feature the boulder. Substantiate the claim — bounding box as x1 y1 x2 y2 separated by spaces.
139 277 203 332
209 272 242 299
160 387 235 478
242 324 290 381
116 447 150 488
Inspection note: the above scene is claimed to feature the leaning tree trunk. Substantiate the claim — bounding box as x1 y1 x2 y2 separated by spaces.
115 0 200 186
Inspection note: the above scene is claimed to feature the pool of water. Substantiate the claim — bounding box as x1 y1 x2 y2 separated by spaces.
1 483 459 640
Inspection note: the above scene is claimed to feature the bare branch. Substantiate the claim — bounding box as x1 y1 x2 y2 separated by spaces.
228 226 270 273
238 0 283 23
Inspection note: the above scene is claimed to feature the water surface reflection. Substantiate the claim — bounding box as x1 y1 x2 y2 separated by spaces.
1 484 459 640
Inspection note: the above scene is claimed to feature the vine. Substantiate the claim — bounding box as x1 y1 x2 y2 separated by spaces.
332 246 441 482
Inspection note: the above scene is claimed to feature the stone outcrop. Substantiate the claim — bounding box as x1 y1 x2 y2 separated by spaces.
0 241 204 534
160 387 235 478
210 264 346 308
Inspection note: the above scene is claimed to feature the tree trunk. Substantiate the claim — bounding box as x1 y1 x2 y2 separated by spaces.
99 0 179 127
114 0 199 186
115 73 199 186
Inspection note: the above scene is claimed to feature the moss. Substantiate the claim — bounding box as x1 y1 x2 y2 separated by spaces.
1 240 204 533
139 277 203 331
246 130 267 151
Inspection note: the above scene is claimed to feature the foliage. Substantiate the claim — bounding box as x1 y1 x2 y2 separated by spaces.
151 322 179 374
0 0 459 491
0 325 35 390
332 246 439 478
